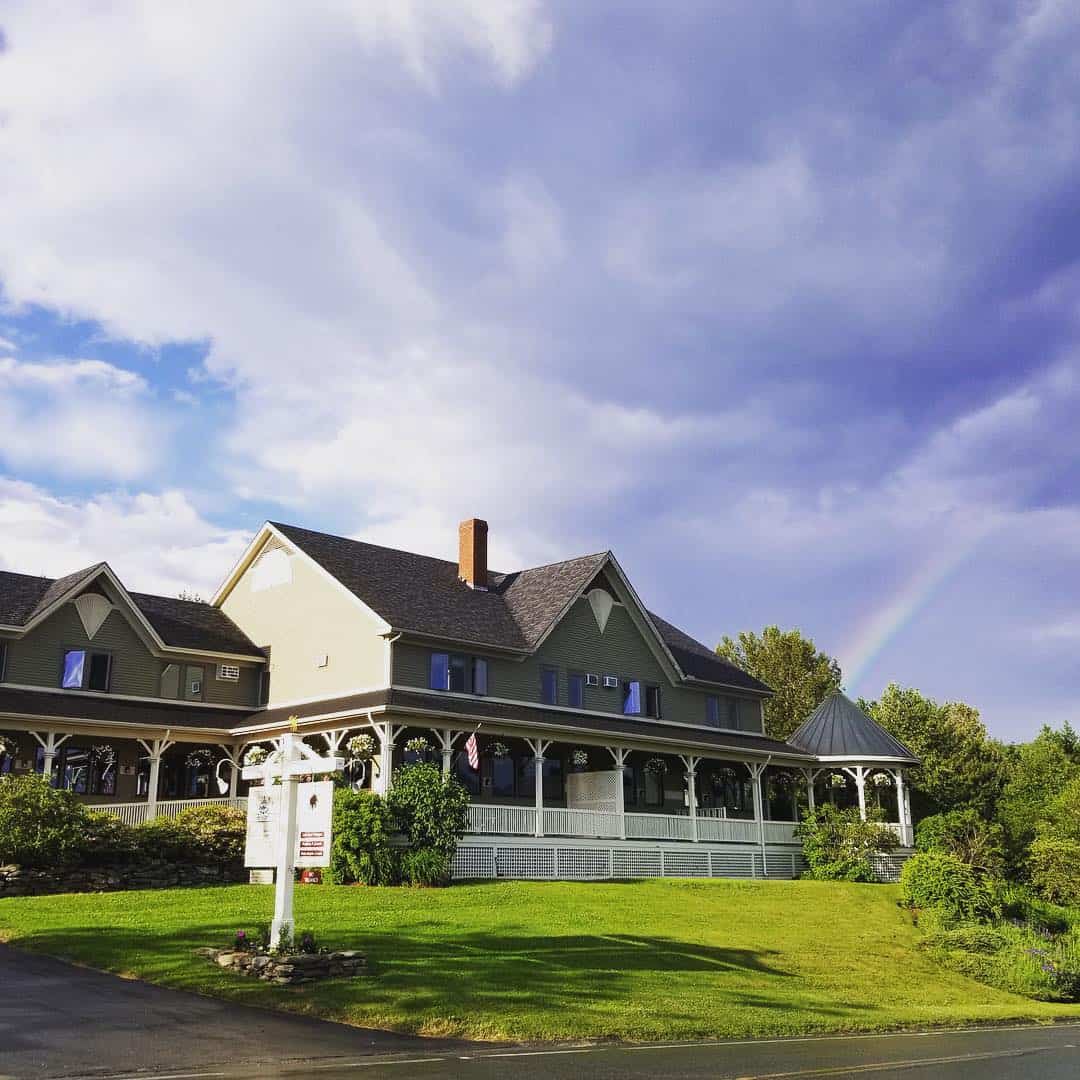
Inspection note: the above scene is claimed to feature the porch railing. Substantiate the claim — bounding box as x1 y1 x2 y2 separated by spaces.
106 797 248 827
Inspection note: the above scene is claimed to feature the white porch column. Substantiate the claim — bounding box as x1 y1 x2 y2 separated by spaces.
30 731 71 782
679 754 701 842
137 735 174 820
432 728 463 778
748 761 770 876
801 767 819 815
608 747 630 839
893 768 911 845
526 738 551 837
370 721 403 795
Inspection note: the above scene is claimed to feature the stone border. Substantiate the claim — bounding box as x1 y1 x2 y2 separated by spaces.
199 947 368 985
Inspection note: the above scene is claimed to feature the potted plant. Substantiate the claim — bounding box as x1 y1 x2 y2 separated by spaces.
571 748 590 771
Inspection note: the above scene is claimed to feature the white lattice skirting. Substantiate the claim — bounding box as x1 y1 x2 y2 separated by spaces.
452 839 911 883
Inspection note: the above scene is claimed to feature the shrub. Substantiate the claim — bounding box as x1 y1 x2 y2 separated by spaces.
387 762 470 858
330 788 395 885
400 847 452 887
915 809 1005 878
82 811 143 865
900 852 996 920
795 804 897 882
1028 835 1080 906
137 805 245 864
0 774 89 868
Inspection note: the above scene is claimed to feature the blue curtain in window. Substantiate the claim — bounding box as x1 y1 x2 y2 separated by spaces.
429 653 449 690
623 679 641 715
62 650 85 689
473 658 488 695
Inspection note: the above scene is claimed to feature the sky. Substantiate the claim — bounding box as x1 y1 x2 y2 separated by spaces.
1 1 1079 742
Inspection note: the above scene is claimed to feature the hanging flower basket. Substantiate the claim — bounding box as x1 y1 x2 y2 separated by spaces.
571 748 589 769
829 773 848 789
346 734 376 759
405 736 430 755
715 766 737 783
770 770 795 788
0 734 17 759
644 757 668 775
186 748 214 769
89 744 116 767
243 746 269 767
489 740 510 759
871 772 893 787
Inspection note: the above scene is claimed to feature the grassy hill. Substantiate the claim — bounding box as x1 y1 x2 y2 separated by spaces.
1 879 1077 1041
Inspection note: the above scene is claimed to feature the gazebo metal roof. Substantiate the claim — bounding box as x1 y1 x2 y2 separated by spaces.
788 692 920 763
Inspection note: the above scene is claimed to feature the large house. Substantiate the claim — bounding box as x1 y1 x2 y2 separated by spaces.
0 519 918 880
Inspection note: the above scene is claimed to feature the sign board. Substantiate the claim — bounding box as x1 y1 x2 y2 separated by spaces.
245 781 333 869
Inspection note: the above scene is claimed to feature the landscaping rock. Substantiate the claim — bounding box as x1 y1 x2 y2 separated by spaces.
202 947 369 986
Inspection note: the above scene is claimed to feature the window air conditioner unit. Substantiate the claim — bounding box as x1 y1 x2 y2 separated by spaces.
585 673 600 687
602 675 619 689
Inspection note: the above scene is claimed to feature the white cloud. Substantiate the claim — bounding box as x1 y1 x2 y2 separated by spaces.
0 356 166 481
0 478 250 597
0 337 16 352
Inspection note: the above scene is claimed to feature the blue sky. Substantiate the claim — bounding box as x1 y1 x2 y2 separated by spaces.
1 2 1079 741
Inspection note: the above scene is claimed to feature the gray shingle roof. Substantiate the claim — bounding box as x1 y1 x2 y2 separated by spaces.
788 692 919 762
271 522 770 692
0 569 261 658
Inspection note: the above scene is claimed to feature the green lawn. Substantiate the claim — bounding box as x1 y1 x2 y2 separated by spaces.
1 880 1077 1041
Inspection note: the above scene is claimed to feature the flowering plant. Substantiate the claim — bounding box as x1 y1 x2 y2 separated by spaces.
571 749 589 768
644 757 668 775
346 734 376 759
871 772 893 787
770 770 795 788
234 929 250 952
0 734 18 759
186 748 214 769
829 773 848 789
490 740 510 758
243 745 268 767
714 766 738 783
89 744 116 768
405 736 430 755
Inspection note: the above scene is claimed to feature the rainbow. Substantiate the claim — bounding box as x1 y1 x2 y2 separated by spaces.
840 531 990 697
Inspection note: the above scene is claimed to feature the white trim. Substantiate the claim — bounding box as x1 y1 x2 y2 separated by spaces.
250 684 389 712
812 754 919 764
211 523 393 635
389 684 774 743
229 706 384 737
0 712 231 739
0 682 253 711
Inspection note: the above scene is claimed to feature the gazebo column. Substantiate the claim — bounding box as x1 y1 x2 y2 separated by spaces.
525 738 551 837
800 767 820 815
892 768 912 845
849 765 868 821
679 754 701 842
608 747 630 839
30 731 71 782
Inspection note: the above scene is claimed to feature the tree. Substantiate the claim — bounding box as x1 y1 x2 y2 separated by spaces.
860 684 1010 820
716 626 841 740
995 732 1078 852
1038 721 1080 765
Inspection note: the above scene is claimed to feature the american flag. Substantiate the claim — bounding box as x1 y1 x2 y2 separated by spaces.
465 732 480 770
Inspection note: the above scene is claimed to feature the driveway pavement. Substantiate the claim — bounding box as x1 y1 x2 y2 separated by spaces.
1 943 1078 1079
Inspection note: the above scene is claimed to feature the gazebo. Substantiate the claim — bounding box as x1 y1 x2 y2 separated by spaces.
787 692 920 847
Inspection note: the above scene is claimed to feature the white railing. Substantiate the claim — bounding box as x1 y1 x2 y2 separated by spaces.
697 816 758 843
105 797 248 827
544 807 621 838
885 822 915 847
625 813 694 841
466 804 537 836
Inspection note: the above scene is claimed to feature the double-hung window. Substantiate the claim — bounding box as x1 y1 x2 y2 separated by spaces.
472 657 488 696
430 652 490 696
540 666 558 706
61 649 112 692
622 678 642 716
644 684 662 719
705 695 738 728
567 671 584 709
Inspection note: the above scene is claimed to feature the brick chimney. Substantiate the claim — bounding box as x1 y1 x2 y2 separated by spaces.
458 518 488 590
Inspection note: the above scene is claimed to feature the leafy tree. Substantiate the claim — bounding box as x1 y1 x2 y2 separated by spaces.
915 809 1006 879
716 626 841 740
860 684 1010 819
794 804 896 882
1037 721 1080 765
995 733 1078 852
330 788 395 885
387 762 470 858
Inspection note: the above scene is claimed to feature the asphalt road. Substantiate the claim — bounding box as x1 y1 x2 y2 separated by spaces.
1 943 1078 1080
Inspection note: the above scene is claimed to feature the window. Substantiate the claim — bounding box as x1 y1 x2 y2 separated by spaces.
448 654 467 692
0 641 7 680
490 754 516 798
430 652 450 690
622 678 642 716
217 664 240 682
61 649 111 692
472 657 488 696
184 665 204 701
36 744 116 795
644 684 662 719
705 695 738 728
519 755 564 801
540 666 558 705
568 671 584 709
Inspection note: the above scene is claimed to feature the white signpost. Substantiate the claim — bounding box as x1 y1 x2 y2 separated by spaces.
242 732 344 949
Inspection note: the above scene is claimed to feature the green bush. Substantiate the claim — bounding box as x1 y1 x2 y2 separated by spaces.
0 774 89 868
915 809 1005 878
795 804 898 882
82 811 143 865
1028 835 1080 906
330 789 396 885
137 805 245 864
400 846 452 887
900 852 996 920
387 762 470 859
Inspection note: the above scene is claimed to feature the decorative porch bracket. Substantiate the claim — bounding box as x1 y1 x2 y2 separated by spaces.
432 728 465 779
525 737 552 837
842 765 869 821
607 747 630 838
677 754 702 842
137 733 175 821
369 720 405 794
800 767 824 814
29 730 72 781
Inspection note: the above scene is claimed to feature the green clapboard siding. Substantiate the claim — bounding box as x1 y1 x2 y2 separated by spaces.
2 602 258 706
393 595 763 733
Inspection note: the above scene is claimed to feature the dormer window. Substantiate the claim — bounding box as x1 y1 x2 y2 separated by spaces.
61 649 112 692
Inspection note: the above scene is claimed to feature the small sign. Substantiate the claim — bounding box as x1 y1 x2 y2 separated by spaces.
249 869 274 885
245 786 282 868
244 780 333 869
